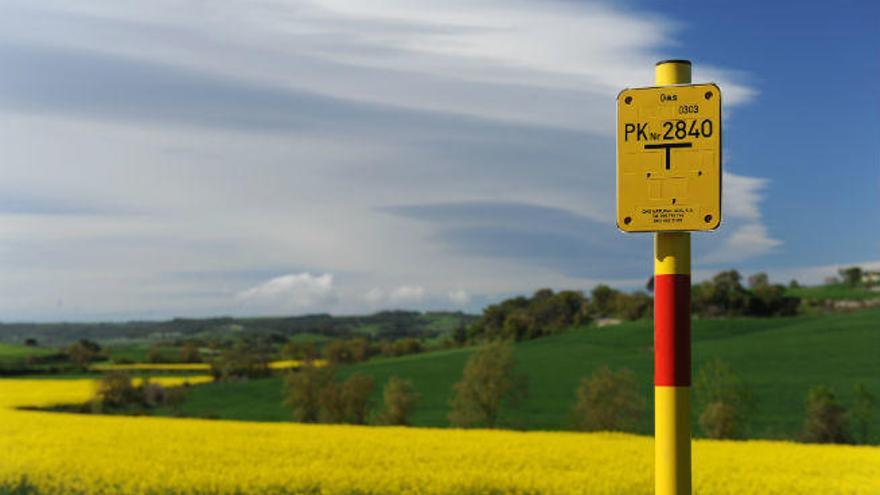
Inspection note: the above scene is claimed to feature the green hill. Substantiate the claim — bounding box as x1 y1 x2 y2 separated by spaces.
0 311 476 346
0 343 56 366
162 309 880 442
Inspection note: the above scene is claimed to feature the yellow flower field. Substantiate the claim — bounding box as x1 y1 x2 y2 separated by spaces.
90 359 324 372
1 378 878 494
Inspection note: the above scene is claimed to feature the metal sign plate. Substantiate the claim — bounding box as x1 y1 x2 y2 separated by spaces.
616 83 721 232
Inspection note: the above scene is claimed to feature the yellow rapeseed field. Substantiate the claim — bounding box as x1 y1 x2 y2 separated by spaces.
90 359 324 372
1 377 877 494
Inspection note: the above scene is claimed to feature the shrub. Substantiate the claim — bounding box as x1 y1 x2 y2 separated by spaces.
66 340 101 370
341 373 375 424
282 341 318 362
323 339 355 364
448 341 527 428
695 359 751 439
571 366 643 432
179 342 201 363
284 366 336 423
801 385 850 444
838 267 863 288
210 341 271 381
318 381 346 423
377 377 420 426
94 372 138 409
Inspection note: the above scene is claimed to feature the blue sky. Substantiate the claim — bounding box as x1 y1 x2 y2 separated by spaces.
0 0 876 321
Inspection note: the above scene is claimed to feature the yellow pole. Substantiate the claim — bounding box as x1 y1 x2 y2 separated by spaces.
654 59 692 495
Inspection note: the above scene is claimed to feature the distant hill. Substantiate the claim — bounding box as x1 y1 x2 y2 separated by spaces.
162 308 880 444
0 311 478 346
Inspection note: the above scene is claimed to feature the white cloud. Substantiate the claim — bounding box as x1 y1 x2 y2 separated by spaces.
703 224 782 264
723 172 768 221
448 289 471 306
0 1 771 320
694 171 781 264
0 0 753 133
364 287 385 305
237 273 336 311
389 285 426 304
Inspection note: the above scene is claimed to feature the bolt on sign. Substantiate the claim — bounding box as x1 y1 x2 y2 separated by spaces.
616 83 722 232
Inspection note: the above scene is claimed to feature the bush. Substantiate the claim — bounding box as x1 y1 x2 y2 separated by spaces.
179 342 201 363
284 367 376 424
91 373 187 413
384 338 423 357
210 341 271 381
323 339 355 364
571 366 643 432
448 341 527 428
94 372 139 409
838 267 863 288
377 377 420 426
695 359 751 439
282 341 318 362
284 365 336 422
66 340 101 370
341 373 374 424
801 385 850 444
318 381 346 423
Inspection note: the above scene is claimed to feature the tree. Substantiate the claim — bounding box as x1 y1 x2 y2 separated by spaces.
284 365 336 422
349 338 372 362
695 359 751 439
452 325 468 346
24 338 38 347
377 377 420 426
614 291 652 320
838 266 863 288
571 366 644 432
282 341 318 362
210 341 271 381
852 383 876 444
448 341 527 428
146 344 164 363
590 285 619 318
323 339 354 364
645 276 655 293
801 385 850 444
94 372 138 409
318 381 346 423
747 272 769 289
341 373 375 424
179 342 201 363
67 340 100 370
788 279 801 289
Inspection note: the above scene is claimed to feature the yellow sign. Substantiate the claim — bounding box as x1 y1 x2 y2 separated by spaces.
616 83 721 232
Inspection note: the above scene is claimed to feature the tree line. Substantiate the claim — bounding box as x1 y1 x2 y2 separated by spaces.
279 341 876 444
467 270 803 343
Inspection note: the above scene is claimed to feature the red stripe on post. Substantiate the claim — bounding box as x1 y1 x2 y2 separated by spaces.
654 274 691 386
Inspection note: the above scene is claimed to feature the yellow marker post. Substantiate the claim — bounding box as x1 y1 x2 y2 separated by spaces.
653 60 693 495
617 58 722 495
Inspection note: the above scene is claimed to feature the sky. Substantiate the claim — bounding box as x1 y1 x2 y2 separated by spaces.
0 0 877 321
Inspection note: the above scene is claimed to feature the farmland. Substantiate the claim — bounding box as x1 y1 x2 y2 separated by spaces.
1 376 878 494
163 308 880 442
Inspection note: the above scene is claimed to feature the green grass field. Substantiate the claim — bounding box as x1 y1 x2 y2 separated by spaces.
787 284 880 301
0 343 56 365
158 309 880 442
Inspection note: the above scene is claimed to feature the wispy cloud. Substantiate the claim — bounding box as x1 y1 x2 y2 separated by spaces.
0 0 770 320
237 273 337 311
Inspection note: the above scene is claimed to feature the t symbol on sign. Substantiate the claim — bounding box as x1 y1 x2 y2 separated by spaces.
644 142 693 170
